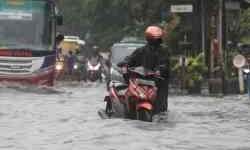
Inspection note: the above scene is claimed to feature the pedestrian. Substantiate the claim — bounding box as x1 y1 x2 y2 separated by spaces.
67 51 76 80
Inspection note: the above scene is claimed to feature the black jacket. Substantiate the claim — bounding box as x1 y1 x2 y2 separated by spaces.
122 43 170 113
124 44 170 79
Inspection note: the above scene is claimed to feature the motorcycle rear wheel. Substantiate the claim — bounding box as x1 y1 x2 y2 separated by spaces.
136 109 152 122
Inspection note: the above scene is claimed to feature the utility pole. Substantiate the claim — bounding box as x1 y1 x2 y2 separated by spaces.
218 0 223 61
218 0 224 94
201 0 206 55
208 0 224 95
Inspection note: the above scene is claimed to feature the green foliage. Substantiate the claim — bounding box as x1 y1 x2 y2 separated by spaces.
173 53 208 88
240 35 250 44
240 2 250 43
57 0 170 48
240 8 250 29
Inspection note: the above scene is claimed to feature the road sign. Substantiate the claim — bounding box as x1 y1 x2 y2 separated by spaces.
171 5 193 13
233 54 246 68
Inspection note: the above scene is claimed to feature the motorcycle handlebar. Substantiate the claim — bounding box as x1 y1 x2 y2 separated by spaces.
128 69 164 80
117 63 165 80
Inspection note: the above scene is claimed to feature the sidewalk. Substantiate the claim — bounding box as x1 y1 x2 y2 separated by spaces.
168 84 223 97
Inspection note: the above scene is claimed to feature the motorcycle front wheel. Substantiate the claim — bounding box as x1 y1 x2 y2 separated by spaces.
136 109 152 122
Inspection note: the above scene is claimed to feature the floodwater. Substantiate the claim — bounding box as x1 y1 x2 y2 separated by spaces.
0 83 250 150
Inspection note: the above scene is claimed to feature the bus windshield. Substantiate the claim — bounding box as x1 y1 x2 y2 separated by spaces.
0 0 52 51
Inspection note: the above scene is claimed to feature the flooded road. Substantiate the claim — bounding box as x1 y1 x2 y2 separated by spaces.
0 83 250 150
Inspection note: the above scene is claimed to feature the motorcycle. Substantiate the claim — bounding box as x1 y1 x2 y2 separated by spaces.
104 67 162 122
73 60 87 81
86 59 103 82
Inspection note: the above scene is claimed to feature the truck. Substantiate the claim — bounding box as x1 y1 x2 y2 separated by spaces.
58 36 85 55
55 36 86 81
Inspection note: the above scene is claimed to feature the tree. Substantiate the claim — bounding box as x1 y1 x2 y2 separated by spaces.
240 0 250 43
57 0 170 48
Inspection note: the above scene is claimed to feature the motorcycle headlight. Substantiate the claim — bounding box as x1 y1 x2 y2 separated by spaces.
243 68 250 74
139 93 146 99
74 64 78 69
56 63 63 71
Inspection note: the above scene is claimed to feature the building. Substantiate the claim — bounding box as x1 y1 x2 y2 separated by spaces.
166 0 250 93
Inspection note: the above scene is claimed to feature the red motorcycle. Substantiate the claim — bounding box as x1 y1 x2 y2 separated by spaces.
104 67 162 122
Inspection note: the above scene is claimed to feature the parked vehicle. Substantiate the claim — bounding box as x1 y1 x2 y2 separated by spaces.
59 36 85 55
55 36 86 81
107 40 145 88
0 0 63 86
105 67 162 122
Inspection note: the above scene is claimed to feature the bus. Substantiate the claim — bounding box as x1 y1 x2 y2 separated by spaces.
0 0 63 86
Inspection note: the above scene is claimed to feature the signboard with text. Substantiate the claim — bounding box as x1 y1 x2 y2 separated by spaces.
171 5 193 13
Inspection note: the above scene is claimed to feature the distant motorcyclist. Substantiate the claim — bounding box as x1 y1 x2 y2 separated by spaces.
119 26 170 114
74 52 88 81
86 46 104 82
66 51 76 76
56 48 64 61
88 46 101 61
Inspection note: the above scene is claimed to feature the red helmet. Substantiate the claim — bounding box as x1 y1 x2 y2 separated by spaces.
144 26 163 40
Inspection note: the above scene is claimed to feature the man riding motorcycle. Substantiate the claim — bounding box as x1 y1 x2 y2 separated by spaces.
86 47 103 82
118 26 170 114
